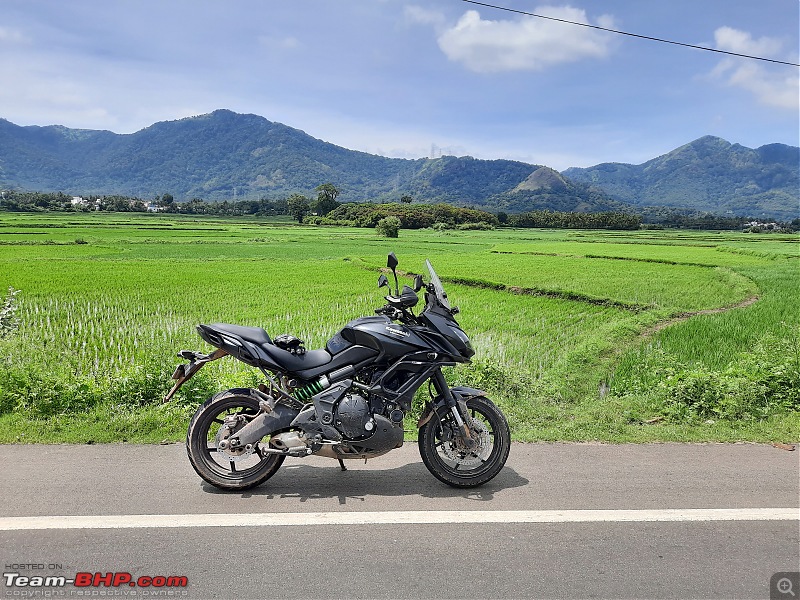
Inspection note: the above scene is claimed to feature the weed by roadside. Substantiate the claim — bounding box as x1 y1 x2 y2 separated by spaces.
611 326 800 423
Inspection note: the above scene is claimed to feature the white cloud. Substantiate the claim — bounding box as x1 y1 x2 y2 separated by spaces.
436 7 615 73
711 27 799 111
714 26 783 58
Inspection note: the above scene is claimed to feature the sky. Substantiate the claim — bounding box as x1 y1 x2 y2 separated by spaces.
1 0 798 170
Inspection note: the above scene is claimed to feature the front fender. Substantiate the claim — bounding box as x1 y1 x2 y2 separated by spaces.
416 386 487 428
450 386 487 400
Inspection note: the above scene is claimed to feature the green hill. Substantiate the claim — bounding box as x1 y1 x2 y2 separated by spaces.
1 112 796 218
0 110 629 214
563 136 799 220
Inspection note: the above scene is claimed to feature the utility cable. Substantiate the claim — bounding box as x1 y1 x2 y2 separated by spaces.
461 0 800 67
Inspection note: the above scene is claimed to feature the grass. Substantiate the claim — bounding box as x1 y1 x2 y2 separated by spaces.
439 253 756 311
0 212 797 443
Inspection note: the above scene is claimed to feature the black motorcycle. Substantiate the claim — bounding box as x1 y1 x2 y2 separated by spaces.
165 253 510 490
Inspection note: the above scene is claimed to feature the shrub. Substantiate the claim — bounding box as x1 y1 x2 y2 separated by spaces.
611 325 800 424
322 203 498 230
0 363 100 417
632 331 800 422
457 222 494 230
376 216 401 238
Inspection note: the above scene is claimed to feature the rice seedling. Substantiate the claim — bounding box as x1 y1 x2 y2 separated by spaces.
0 212 796 442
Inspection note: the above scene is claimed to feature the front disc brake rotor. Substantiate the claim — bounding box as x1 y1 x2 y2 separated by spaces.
440 417 491 467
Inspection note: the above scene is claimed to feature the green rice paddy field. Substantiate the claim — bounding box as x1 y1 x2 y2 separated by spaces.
0 212 797 443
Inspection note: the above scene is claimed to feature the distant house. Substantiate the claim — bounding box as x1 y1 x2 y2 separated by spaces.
744 220 782 232
71 196 86 206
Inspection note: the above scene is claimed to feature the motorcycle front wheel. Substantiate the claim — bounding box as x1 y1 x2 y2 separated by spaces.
186 392 285 491
418 395 510 488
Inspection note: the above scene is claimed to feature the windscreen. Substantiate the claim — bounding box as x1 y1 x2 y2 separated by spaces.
425 259 451 310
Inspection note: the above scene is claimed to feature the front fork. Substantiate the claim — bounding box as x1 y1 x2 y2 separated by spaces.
431 369 477 450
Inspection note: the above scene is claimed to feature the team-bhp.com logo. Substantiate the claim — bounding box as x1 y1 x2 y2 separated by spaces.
4 570 188 596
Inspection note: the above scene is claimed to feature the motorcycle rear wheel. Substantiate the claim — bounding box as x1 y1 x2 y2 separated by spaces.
186 392 285 491
418 395 510 488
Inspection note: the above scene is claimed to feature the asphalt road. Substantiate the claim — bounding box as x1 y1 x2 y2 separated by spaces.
1 442 798 599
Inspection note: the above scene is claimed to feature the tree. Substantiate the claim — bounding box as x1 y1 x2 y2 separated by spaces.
314 183 341 216
315 183 340 203
376 215 401 238
158 193 174 207
287 194 311 223
106 196 132 212
400 195 413 204
496 211 508 224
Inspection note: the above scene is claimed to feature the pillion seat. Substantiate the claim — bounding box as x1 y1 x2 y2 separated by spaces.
208 323 272 346
201 323 334 373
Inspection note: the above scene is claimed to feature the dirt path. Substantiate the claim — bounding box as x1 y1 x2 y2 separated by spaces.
640 294 760 338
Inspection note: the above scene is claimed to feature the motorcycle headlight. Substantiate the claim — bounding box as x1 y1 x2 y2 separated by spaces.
452 327 474 356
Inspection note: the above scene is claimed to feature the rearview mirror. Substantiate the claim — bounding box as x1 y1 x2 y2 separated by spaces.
413 274 423 292
387 252 399 295
378 274 389 288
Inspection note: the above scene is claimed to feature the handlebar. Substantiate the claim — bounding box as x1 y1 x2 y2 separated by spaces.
375 304 415 323
377 291 457 319
375 305 401 318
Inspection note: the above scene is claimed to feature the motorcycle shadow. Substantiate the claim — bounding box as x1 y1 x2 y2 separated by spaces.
200 462 529 503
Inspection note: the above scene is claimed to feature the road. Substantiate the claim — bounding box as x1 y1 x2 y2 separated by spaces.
1 442 798 599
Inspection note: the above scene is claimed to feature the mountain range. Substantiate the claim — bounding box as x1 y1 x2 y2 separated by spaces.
0 110 797 219
564 136 799 220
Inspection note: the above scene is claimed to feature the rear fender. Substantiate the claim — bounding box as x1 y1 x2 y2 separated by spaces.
163 348 227 402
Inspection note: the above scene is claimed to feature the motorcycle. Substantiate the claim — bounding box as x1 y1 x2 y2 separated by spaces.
165 253 510 490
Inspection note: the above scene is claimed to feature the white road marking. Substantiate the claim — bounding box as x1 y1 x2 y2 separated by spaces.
0 508 796 531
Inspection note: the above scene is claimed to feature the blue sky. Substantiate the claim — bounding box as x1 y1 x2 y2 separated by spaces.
1 0 798 170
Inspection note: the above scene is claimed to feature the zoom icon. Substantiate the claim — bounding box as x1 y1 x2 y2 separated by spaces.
772 572 800 600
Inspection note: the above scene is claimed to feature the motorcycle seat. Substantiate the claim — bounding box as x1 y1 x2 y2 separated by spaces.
262 347 332 373
207 323 272 346
199 323 333 374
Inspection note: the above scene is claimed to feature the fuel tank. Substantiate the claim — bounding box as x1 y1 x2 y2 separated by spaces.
327 315 430 359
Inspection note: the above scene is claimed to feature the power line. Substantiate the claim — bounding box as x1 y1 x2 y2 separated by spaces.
460 0 800 67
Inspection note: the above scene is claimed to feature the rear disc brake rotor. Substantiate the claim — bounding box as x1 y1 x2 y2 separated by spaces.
214 416 257 461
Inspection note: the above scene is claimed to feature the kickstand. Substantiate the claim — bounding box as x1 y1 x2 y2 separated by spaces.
337 458 347 472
